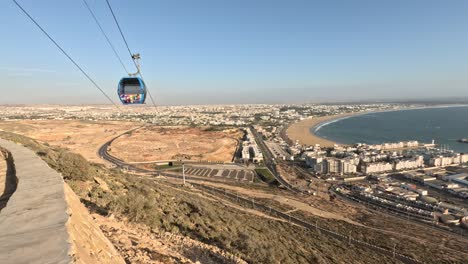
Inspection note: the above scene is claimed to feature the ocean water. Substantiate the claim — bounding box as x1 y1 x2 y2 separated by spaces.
313 106 468 153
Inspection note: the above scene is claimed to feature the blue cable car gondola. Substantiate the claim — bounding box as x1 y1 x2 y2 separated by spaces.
117 77 146 104
117 53 147 105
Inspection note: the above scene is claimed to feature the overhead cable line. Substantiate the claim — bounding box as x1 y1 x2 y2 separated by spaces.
105 0 135 65
12 0 120 110
82 0 129 75
105 0 158 109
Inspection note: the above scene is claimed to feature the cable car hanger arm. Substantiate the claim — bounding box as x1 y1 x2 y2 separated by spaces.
128 53 141 77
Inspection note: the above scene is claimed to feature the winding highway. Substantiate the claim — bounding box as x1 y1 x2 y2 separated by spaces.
98 125 226 181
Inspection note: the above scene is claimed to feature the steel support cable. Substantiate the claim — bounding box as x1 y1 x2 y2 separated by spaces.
82 0 129 75
12 0 121 110
105 0 158 109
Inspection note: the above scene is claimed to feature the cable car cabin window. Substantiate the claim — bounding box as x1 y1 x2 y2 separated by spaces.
123 85 141 94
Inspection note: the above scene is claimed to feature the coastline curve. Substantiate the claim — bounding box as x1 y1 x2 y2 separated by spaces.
288 104 468 148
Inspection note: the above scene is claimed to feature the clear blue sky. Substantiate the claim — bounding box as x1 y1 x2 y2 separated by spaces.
1 0 468 105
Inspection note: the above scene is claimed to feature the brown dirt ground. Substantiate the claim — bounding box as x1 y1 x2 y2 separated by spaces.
109 126 241 163
188 179 362 226
0 121 241 165
0 121 241 164
65 183 126 264
93 213 247 264
0 120 137 163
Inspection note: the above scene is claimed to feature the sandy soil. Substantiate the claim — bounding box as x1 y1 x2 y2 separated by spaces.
286 113 360 147
94 212 247 264
0 121 242 164
65 183 126 264
0 120 137 163
109 126 242 163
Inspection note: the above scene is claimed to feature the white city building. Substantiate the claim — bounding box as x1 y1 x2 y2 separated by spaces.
250 145 263 163
393 156 424 171
460 154 468 164
429 156 457 167
241 146 251 161
361 162 393 174
308 157 357 175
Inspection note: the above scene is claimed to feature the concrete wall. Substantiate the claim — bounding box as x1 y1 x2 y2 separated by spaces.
0 138 71 264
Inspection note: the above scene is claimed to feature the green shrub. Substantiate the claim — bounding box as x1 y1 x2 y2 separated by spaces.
55 150 93 181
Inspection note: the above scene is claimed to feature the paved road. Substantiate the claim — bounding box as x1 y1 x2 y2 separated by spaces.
249 126 301 193
98 125 145 165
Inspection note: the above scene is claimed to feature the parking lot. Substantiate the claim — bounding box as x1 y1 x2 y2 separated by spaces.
184 166 254 182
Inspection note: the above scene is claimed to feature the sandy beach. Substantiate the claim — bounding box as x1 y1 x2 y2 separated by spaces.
286 112 361 147
286 104 468 147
